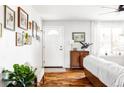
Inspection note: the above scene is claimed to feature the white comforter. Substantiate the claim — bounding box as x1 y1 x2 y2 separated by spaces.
84 55 124 87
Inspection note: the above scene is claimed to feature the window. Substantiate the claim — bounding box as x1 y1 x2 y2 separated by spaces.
98 27 124 56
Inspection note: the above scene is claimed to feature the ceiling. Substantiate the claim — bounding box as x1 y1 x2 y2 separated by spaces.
33 5 124 21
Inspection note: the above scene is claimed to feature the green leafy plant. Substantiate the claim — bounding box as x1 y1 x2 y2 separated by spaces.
7 64 37 87
2 69 10 73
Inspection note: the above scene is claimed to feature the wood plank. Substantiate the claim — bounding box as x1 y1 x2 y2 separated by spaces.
84 68 106 87
40 69 93 87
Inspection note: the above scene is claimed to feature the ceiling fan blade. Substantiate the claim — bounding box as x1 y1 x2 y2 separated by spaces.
99 11 118 15
118 5 124 11
101 6 118 10
119 5 124 9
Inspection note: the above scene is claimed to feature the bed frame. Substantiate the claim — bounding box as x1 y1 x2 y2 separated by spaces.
84 68 106 87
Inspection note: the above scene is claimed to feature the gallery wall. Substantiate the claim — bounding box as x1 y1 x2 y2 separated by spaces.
43 20 91 68
0 5 44 82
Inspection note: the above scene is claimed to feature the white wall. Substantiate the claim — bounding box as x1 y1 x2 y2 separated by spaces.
0 5 44 82
43 20 91 68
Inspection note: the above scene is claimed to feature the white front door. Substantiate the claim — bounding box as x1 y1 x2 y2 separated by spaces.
44 26 64 67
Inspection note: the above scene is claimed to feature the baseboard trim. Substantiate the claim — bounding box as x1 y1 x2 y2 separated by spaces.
66 68 84 70
44 66 63 68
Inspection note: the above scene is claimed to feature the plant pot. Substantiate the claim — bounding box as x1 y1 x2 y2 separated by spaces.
2 72 9 80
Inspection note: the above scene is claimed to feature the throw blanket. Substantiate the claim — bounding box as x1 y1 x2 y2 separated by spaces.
84 55 124 87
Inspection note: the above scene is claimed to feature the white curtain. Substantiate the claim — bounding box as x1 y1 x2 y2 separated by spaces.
91 21 124 56
91 21 99 56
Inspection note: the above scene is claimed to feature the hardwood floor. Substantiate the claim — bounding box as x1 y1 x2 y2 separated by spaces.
40 69 93 87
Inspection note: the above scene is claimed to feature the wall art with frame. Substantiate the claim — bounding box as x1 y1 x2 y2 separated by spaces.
72 32 85 42
18 7 28 30
32 21 37 38
15 32 24 46
4 5 15 31
23 33 32 45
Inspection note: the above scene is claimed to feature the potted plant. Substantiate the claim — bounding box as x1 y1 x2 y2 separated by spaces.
6 64 37 87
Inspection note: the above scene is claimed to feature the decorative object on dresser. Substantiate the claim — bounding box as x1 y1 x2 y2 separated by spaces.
70 51 89 69
4 5 15 31
80 42 93 49
18 7 28 30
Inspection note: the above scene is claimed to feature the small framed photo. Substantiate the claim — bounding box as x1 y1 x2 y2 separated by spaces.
32 21 37 38
4 5 15 31
23 33 32 45
28 35 32 45
15 32 23 46
37 25 40 32
36 35 40 42
0 23 2 37
72 32 85 42
28 21 32 29
18 7 28 30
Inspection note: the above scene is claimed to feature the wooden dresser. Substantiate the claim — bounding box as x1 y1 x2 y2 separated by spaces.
70 50 89 69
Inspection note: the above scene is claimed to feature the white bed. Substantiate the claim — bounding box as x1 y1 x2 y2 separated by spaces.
84 55 124 87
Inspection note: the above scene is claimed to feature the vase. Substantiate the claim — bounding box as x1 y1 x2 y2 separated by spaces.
2 72 9 80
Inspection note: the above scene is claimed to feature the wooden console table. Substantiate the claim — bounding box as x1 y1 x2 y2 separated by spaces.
70 50 89 69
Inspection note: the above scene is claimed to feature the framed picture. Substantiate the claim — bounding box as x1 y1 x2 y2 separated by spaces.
36 35 40 42
4 5 15 31
28 35 32 45
36 24 39 37
15 32 23 46
23 33 32 45
32 21 37 38
72 32 85 42
18 7 28 30
28 21 32 29
0 23 2 37
37 25 40 32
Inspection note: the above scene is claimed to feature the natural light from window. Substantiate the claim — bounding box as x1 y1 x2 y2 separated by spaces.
98 26 124 56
